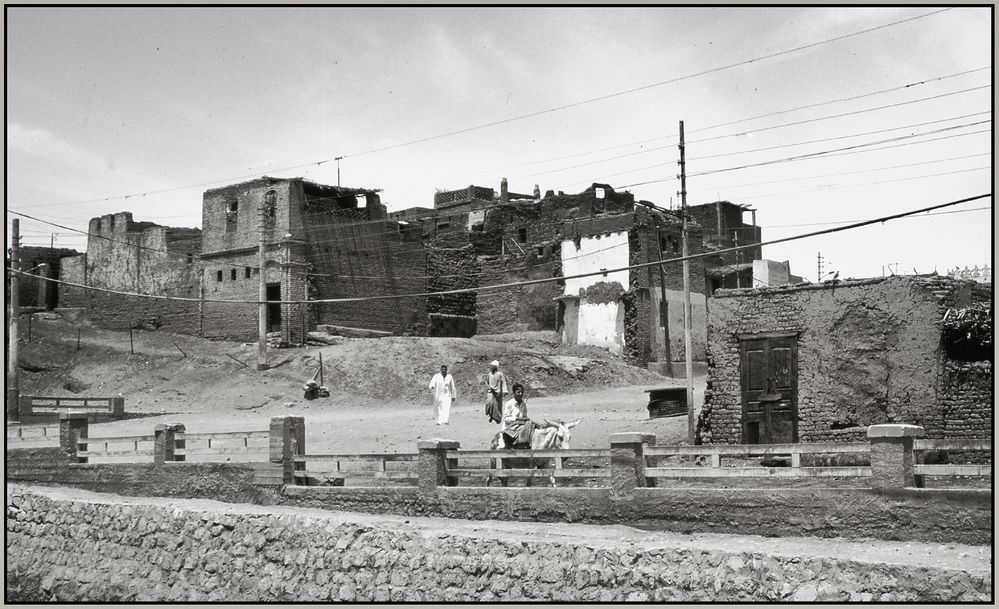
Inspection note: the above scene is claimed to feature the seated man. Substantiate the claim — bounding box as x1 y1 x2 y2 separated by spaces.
501 383 550 448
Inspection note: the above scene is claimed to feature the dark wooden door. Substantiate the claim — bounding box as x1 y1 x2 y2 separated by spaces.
740 336 798 444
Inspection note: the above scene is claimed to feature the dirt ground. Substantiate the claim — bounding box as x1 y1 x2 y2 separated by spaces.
14 315 700 453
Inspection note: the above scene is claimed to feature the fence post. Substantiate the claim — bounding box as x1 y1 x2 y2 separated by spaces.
154 423 186 464
59 412 89 463
868 424 924 491
270 415 306 484
417 439 460 495
609 432 656 500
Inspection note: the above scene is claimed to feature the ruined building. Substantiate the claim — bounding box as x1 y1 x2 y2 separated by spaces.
702 274 992 445
58 176 779 370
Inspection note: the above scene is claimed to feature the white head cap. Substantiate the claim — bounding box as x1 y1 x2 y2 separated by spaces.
490 360 499 367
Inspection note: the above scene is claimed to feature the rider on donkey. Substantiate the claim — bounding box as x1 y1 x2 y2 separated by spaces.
500 383 553 448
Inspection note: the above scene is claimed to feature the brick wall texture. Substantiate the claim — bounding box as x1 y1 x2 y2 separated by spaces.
703 275 993 445
6 485 991 602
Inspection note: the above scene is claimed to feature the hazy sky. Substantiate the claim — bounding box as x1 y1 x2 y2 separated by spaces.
6 6 993 281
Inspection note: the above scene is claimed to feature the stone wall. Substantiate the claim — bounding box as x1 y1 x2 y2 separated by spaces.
6 485 991 602
703 275 993 445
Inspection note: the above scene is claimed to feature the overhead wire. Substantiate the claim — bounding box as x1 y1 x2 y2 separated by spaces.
7 8 954 212
10 193 989 305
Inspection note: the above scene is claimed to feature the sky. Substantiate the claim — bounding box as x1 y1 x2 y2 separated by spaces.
5 5 993 282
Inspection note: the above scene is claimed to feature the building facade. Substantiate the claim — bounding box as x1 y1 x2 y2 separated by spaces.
701 275 992 445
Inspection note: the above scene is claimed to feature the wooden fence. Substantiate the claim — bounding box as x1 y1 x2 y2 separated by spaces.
445 448 612 486
292 453 419 486
6 424 60 446
13 415 992 492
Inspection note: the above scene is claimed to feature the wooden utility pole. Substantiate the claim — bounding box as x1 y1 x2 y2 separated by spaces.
7 219 21 420
257 199 268 371
654 221 674 377
678 121 695 444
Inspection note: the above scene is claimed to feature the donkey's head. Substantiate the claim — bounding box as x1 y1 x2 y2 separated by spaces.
537 419 580 450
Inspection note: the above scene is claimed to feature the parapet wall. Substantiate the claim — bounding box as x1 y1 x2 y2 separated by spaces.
6 485 991 602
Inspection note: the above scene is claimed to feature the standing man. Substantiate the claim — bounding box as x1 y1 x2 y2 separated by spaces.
484 360 506 424
428 364 457 425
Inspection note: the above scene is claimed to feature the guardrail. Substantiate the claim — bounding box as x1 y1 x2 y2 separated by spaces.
16 415 991 492
644 442 872 480
445 448 611 486
78 434 156 460
173 430 270 461
292 453 419 485
6 424 61 446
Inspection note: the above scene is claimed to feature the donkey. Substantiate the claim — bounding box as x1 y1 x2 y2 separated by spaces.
486 420 580 487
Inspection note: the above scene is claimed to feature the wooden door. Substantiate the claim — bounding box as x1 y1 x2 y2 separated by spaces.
740 335 798 444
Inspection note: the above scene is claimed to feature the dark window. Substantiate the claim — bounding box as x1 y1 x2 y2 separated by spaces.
245 267 251 279
225 198 238 232
471 222 484 232
186 253 193 264
537 246 545 256
216 270 223 282
517 228 527 243
438 222 450 230
230 269 237 281
264 190 277 219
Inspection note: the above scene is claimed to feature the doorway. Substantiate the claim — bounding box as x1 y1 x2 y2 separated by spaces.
266 283 281 332
740 335 798 444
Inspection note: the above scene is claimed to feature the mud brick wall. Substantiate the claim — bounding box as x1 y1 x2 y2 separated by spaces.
477 253 562 335
6 485 991 602
304 210 428 335
17 246 81 309
201 179 295 256
937 360 993 439
56 254 88 309
426 245 478 337
704 276 992 445
201 250 264 341
60 213 202 334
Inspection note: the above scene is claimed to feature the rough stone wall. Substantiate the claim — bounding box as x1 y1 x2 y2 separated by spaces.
704 276 993 445
6 486 991 602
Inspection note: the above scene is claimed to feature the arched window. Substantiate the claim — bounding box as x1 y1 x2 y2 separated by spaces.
264 191 277 219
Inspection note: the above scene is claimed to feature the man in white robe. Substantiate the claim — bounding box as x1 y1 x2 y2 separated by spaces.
428 364 457 425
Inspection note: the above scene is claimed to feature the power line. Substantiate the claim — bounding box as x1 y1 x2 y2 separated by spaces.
686 84 990 144
686 66 989 135
12 193 988 305
688 122 990 178
455 65 988 184
8 8 953 212
573 112 990 189
725 166 991 201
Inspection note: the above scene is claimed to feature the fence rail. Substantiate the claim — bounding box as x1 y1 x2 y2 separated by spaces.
12 415 991 491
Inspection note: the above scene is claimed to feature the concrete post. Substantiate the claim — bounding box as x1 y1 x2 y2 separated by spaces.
59 412 88 463
154 423 186 464
270 415 306 484
868 424 925 491
609 432 656 500
417 439 460 494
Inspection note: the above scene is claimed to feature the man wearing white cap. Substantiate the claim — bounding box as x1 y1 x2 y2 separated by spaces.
484 360 506 424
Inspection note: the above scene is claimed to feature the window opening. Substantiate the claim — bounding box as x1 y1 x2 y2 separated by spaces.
517 227 527 243
216 270 223 282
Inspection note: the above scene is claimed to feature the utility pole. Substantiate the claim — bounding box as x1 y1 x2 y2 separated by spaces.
7 219 21 420
335 156 344 188
817 252 824 282
654 219 674 377
678 121 695 445
257 199 268 371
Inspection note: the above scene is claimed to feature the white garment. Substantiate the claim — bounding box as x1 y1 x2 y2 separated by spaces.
429 373 457 424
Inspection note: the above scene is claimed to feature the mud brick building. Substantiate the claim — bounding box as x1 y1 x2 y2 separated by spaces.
8 246 81 310
58 213 203 333
701 275 993 445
